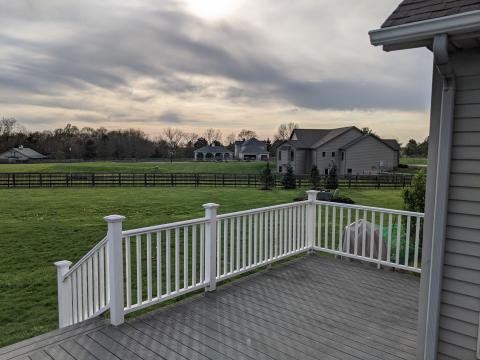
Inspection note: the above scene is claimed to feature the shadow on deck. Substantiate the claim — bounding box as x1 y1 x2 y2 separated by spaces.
0 255 419 360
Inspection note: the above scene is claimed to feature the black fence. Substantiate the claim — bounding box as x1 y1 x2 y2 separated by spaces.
0 172 413 189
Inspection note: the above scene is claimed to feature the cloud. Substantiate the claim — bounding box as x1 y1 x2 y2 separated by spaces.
158 111 201 125
0 0 432 142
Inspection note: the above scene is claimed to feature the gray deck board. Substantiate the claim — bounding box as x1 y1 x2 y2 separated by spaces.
1 255 420 360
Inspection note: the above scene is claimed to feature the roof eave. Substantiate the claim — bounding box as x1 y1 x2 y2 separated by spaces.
369 10 480 51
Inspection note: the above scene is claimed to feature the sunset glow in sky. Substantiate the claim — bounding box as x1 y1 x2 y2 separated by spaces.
0 0 433 143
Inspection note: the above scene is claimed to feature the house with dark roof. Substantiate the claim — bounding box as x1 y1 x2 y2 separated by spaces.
193 145 233 161
276 126 400 175
370 1 480 358
234 138 270 161
0 145 47 163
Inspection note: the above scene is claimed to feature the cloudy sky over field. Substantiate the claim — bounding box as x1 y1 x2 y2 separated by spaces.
0 0 433 143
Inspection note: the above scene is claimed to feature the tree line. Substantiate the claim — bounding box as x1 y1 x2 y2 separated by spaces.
0 118 299 161
403 138 428 157
1 117 428 160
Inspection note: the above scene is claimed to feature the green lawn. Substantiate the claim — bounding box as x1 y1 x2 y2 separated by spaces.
0 187 404 347
0 161 267 173
400 157 428 166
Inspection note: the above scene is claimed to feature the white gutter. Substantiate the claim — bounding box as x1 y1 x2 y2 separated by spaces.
369 10 480 47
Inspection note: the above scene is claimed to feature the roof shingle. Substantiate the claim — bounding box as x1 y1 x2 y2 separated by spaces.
382 0 480 28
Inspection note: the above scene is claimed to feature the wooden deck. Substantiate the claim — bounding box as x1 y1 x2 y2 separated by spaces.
0 255 420 360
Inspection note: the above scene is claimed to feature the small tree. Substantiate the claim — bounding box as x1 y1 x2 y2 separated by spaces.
259 163 275 190
325 163 338 190
310 165 321 190
403 169 426 212
282 164 297 189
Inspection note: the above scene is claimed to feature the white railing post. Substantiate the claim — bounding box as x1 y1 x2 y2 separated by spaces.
203 203 219 291
104 214 126 326
54 260 72 328
306 190 319 253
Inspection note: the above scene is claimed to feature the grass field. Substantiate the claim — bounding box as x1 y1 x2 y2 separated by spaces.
0 187 404 347
0 161 267 173
400 157 428 166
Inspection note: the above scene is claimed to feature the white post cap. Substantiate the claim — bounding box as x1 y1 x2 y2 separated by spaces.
306 190 319 200
202 203 220 209
104 215 126 223
54 260 72 269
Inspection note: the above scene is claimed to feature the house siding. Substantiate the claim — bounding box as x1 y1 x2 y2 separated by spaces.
276 147 290 173
438 48 480 360
294 149 308 175
343 136 397 175
315 128 362 175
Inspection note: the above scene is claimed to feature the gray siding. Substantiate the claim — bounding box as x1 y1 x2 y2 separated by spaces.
438 48 480 360
315 128 362 175
343 136 397 175
294 149 308 175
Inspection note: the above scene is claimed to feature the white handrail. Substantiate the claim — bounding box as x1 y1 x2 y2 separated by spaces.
122 217 207 236
217 201 308 219
315 200 424 217
63 236 107 279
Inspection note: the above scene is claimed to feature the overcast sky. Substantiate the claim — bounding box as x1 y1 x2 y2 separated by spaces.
0 0 433 143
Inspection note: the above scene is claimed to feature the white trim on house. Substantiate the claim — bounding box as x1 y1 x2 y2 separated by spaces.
369 10 480 48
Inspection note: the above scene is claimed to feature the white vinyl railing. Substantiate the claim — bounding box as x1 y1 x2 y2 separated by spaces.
216 201 308 281
54 190 424 328
313 201 423 273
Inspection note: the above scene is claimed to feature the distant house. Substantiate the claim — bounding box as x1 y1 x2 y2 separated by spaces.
234 138 269 161
193 145 233 161
0 145 47 163
276 127 399 175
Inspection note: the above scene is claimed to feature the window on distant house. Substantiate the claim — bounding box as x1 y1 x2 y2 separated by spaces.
278 151 282 161
341 152 344 161
332 152 336 157
279 166 282 173
347 168 352 174
290 151 294 161
322 152 326 157
324 168 329 175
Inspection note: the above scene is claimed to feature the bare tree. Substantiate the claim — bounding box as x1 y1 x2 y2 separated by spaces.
162 128 186 162
361 127 376 136
226 133 236 146
185 132 199 145
274 122 299 141
0 117 24 137
237 129 257 140
203 128 223 145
